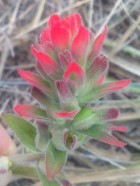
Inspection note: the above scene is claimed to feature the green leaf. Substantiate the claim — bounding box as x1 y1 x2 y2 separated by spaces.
77 124 127 147
72 131 89 148
31 87 51 108
78 124 106 138
37 167 60 186
78 86 104 104
78 80 130 104
31 87 60 111
45 141 68 180
51 128 66 151
72 107 96 130
14 104 48 119
62 130 77 151
1 113 38 152
35 122 51 152
57 171 72 186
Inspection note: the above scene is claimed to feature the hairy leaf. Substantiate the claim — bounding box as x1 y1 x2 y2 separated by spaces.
32 46 58 78
62 129 77 150
18 69 51 93
89 25 107 60
78 124 127 147
45 141 67 180
87 54 108 81
1 113 38 151
51 129 66 151
72 107 96 130
14 104 47 120
78 79 131 103
37 167 60 186
35 122 50 151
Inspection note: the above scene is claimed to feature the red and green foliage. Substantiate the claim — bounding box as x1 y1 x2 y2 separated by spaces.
2 13 131 185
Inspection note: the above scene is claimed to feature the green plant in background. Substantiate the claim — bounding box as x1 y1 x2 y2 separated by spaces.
1 13 131 185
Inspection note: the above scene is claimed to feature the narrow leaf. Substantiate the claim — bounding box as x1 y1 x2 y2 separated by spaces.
87 54 108 81
1 113 38 151
58 50 73 69
45 141 67 180
51 129 66 151
78 79 131 103
78 124 127 147
35 122 50 151
99 136 127 147
18 69 51 93
103 79 131 92
58 172 72 186
37 167 60 186
89 25 107 60
111 125 128 132
56 80 78 109
72 107 96 130
60 179 72 186
73 108 119 130
31 87 60 111
32 46 58 78
31 87 50 107
14 104 47 119
56 80 73 101
95 74 105 85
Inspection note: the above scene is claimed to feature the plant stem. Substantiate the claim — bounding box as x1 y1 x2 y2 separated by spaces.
11 163 39 179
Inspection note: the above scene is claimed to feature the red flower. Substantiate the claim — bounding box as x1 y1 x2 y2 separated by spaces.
15 13 131 148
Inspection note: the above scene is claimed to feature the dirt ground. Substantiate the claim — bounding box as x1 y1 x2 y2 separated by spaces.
0 0 140 185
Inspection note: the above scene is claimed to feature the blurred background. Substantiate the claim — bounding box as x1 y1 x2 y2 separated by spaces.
0 0 140 185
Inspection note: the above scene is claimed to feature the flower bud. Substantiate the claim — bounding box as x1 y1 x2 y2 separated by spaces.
0 156 12 174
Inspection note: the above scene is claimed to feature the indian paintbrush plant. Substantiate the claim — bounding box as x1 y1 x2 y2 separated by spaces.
1 13 131 185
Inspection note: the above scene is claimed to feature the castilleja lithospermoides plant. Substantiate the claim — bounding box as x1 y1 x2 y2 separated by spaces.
2 13 131 185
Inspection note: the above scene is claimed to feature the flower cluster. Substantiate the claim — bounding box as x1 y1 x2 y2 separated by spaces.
2 13 131 182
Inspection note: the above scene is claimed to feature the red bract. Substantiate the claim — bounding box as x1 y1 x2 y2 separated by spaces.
15 13 131 171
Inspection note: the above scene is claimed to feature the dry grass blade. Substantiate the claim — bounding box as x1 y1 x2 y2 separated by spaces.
115 133 140 151
104 50 140 81
84 143 131 162
32 0 46 26
97 0 122 35
109 15 140 58
13 0 91 39
67 166 140 184
115 112 140 122
88 0 94 29
0 41 9 79
121 0 140 30
31 165 140 185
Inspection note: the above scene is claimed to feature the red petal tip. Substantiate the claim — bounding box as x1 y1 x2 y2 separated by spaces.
111 126 128 132
54 111 78 119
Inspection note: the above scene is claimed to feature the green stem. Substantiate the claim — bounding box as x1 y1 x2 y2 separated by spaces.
9 153 44 179
11 164 39 180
